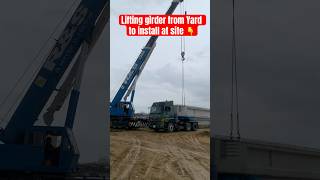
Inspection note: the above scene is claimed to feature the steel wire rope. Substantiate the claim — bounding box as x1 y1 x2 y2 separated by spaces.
229 0 241 140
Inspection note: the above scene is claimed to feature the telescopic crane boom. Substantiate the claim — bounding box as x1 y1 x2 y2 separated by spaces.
0 0 108 174
110 0 183 128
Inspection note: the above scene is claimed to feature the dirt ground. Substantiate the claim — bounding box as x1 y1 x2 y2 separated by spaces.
110 128 210 180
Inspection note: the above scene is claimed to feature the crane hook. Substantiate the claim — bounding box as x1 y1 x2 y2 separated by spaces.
181 51 185 61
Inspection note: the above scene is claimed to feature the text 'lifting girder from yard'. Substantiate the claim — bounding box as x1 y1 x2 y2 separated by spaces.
119 15 206 36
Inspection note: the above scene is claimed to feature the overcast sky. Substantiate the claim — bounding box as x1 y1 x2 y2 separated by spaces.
110 0 210 113
0 0 107 163
213 0 320 149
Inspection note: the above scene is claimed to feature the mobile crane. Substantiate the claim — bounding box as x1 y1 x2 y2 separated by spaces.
0 0 108 177
110 0 183 129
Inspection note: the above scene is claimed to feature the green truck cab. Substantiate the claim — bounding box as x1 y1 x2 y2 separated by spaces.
149 101 199 132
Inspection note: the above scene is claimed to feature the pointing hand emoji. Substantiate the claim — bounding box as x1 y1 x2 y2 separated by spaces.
188 27 194 36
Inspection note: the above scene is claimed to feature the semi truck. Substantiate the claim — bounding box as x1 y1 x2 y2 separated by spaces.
149 101 210 132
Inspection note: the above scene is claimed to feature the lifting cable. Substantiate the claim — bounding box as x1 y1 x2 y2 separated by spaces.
230 0 241 140
180 0 186 106
0 0 80 126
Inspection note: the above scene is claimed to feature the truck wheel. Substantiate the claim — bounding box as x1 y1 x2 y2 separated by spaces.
191 123 198 131
167 123 175 132
185 123 191 131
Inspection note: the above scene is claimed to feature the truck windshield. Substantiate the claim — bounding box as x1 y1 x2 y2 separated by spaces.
150 105 163 114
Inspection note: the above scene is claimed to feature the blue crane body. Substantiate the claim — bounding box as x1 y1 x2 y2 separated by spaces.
0 0 108 174
110 0 183 128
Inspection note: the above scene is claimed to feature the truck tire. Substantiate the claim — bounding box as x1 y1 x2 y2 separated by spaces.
167 123 175 132
191 123 198 131
185 123 191 131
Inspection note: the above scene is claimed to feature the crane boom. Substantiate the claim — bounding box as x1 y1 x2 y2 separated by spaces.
110 1 183 129
43 4 109 127
0 0 108 175
1 0 107 144
111 0 182 107
0 0 110 174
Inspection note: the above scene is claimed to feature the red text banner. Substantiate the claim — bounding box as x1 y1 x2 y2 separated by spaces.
119 14 206 36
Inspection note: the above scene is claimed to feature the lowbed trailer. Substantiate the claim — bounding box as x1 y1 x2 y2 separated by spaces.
149 101 210 132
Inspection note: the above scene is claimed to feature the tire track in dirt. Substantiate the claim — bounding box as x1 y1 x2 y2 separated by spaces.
165 134 209 180
110 129 210 180
111 137 141 179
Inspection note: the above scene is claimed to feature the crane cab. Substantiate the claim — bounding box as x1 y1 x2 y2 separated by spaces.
110 102 134 128
0 126 79 174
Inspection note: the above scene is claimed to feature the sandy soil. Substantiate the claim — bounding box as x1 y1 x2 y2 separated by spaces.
110 128 210 180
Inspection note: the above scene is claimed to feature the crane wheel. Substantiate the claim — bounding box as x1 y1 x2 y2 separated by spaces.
167 123 175 132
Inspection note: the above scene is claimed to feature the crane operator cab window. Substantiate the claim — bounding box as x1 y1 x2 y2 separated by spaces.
43 133 62 167
122 103 130 115
24 131 62 167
